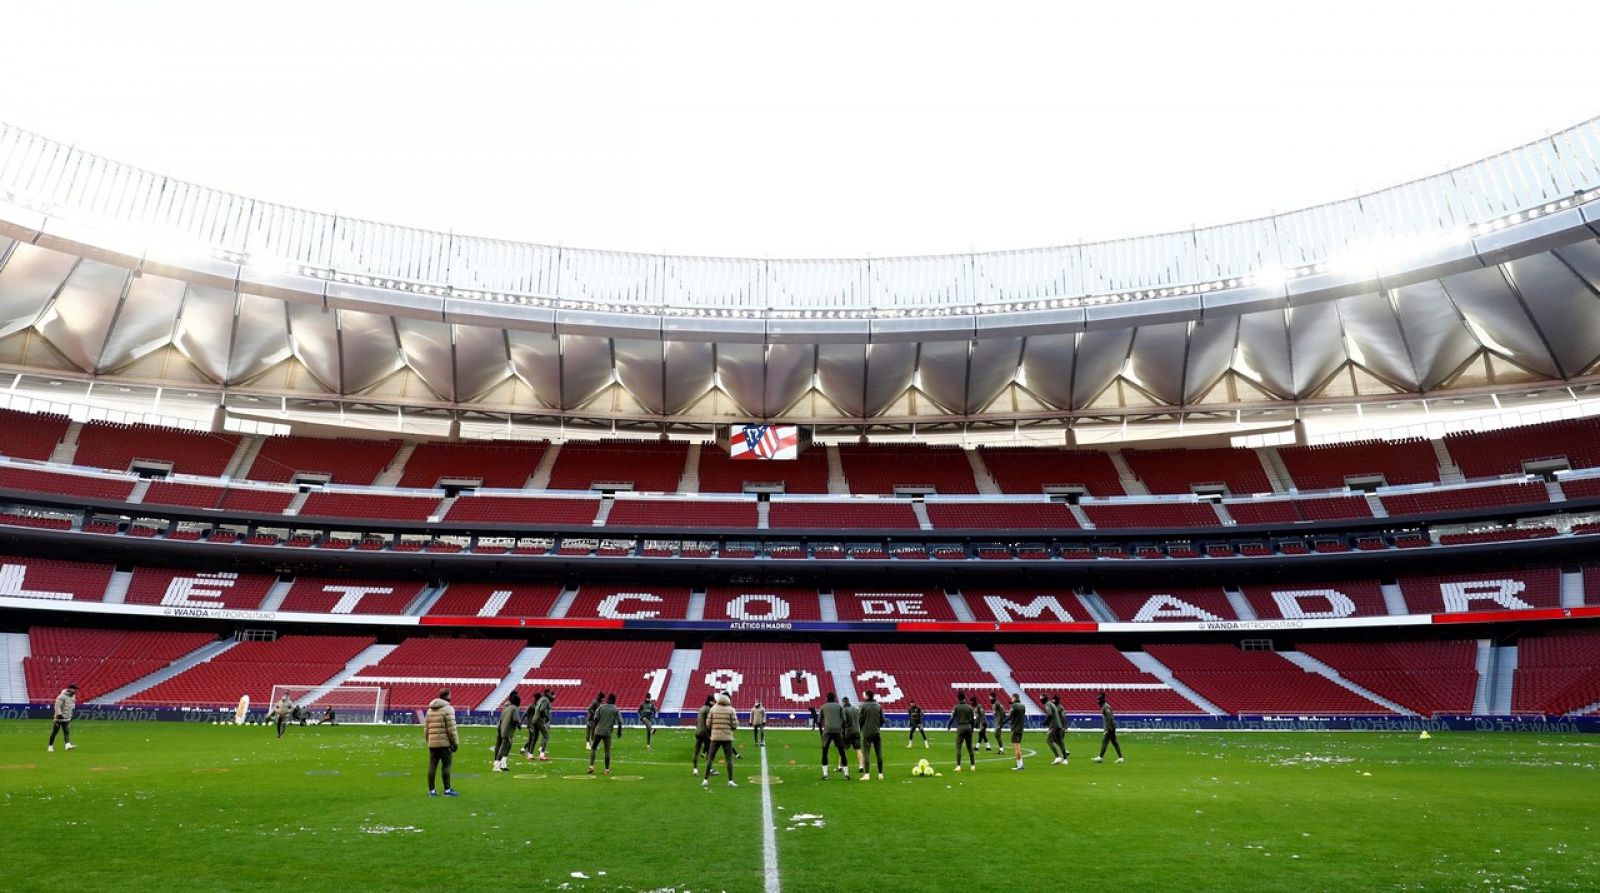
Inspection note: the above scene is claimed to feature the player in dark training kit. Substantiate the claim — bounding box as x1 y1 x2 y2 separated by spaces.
906 702 928 748
973 694 991 751
951 693 977 771
492 691 522 772
691 694 715 776
818 692 850 780
856 690 885 780
1092 692 1124 763
637 696 657 751
588 694 622 775
841 696 861 773
1044 692 1069 765
1008 693 1028 770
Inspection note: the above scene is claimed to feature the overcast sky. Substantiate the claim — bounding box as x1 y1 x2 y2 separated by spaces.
2 1 1596 258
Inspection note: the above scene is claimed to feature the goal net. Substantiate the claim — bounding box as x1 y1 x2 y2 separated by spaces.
268 684 387 725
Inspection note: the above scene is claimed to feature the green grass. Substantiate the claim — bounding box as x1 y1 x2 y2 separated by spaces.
2 722 1597 892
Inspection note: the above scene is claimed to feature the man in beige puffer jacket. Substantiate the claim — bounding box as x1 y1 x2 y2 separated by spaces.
424 688 459 797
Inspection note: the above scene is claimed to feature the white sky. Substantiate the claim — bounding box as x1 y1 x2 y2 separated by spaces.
1 0 1597 258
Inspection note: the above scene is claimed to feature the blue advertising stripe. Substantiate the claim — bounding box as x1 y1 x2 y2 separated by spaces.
620 619 901 633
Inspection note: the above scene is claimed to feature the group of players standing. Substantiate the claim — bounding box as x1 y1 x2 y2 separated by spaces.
904 689 1124 771
489 688 662 776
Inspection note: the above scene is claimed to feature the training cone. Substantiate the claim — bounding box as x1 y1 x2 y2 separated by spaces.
1419 731 1431 740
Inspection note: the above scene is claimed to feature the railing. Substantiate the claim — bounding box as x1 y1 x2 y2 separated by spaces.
1 117 1599 314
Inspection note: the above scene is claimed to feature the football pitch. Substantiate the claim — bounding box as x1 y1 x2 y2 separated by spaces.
1 722 1596 892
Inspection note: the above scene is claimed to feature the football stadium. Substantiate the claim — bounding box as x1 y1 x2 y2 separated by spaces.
3 3 1600 891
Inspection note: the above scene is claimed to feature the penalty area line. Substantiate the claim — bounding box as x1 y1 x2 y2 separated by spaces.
759 744 780 893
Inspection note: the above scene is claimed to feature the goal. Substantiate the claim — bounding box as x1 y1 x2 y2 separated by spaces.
268 684 387 725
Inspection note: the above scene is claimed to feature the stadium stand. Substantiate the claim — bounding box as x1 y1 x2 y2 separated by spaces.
443 495 601 525
1239 579 1390 619
1121 447 1272 495
0 464 134 501
0 409 70 460
976 446 1125 496
1298 641 1478 716
1277 438 1441 489
702 586 823 621
768 500 920 529
693 641 830 710
72 423 239 476
140 481 296 513
297 491 443 521
1379 481 1549 516
425 582 563 618
1095 587 1238 622
396 441 549 489
1220 500 1299 525
564 584 692 620
0 555 114 601
1081 501 1221 529
1398 568 1561 614
1436 527 1557 545
1144 644 1393 715
0 512 71 530
276 577 426 615
123 567 277 610
245 436 401 485
697 443 831 494
846 642 999 709
1511 634 1600 715
515 639 675 710
1445 419 1600 479
996 643 1206 714
605 498 758 529
924 501 1079 529
24 627 220 703
125 634 375 707
545 440 687 492
961 588 1091 623
832 589 957 622
346 637 526 709
835 444 978 494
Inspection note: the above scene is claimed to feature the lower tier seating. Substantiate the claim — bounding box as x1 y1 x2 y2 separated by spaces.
1144 644 1394 714
691 641 830 711
125 635 375 707
24 627 219 703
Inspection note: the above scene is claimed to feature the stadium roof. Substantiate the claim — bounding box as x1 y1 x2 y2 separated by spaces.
0 119 1599 439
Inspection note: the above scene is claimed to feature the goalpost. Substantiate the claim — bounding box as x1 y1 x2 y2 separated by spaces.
268 684 388 725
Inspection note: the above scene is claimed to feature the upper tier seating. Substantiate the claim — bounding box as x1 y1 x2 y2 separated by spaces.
564 584 692 620
1511 634 1600 715
347 637 526 709
702 586 823 622
1278 438 1440 489
1081 502 1221 529
546 440 687 492
693 641 830 710
605 499 758 529
123 567 277 610
125 634 375 707
962 588 1092 623
976 446 1125 496
1239 579 1390 619
424 582 563 618
140 481 295 513
246 437 401 485
397 441 549 489
847 642 997 710
298 491 442 522
768 500 920 529
1445 419 1600 478
514 639 674 711
835 444 977 494
0 465 134 501
997 643 1206 714
0 409 70 460
24 627 219 703
697 444 831 494
1398 568 1560 614
0 554 114 602
276 577 426 615
1224 495 1372 525
832 589 957 622
1144 644 1393 715
1122 447 1272 495
924 501 1080 530
1379 481 1548 516
444 494 600 525
73 422 239 476
1096 587 1239 622
1298 640 1478 716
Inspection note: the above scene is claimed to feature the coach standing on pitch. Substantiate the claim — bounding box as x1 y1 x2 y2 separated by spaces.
425 688 460 797
47 683 77 752
702 692 738 788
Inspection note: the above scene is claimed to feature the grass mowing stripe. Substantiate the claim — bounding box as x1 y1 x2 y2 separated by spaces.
760 742 780 893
